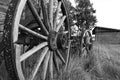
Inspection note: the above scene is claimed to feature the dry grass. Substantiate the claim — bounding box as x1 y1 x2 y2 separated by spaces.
58 39 120 80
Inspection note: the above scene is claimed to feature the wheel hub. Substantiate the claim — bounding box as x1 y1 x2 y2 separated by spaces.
48 31 58 51
48 31 68 51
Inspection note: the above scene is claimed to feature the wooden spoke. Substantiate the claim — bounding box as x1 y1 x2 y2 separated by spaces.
65 40 71 70
53 52 59 72
63 31 68 34
49 51 53 79
53 2 62 30
49 0 54 29
56 50 65 64
15 44 25 80
42 51 50 80
56 16 66 32
41 0 50 31
20 42 48 62
27 0 49 34
29 47 49 80
19 24 47 40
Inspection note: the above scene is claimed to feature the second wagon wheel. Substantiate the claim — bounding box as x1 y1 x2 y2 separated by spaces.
3 0 70 80
79 30 92 56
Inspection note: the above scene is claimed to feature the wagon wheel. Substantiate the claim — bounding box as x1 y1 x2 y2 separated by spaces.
3 0 70 80
80 30 92 56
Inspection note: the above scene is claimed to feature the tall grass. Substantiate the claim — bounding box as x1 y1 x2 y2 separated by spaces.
59 42 120 80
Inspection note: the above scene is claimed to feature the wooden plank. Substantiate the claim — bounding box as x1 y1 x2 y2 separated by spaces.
0 12 6 21
0 0 11 5
0 0 9 26
0 3 7 12
0 1 8 32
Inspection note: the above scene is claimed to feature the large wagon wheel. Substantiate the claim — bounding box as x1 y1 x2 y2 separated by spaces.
3 0 70 80
79 30 92 56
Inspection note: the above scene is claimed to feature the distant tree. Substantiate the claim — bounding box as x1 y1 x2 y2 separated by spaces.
69 0 97 30
64 0 74 26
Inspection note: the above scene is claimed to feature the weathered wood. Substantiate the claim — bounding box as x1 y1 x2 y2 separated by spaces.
19 24 48 40
0 0 11 5
0 3 8 41
15 44 25 80
0 12 5 25
20 42 48 62
0 0 9 31
0 5 7 49
0 1 8 23
29 47 48 80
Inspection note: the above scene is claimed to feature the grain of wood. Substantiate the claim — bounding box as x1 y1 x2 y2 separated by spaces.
0 0 11 6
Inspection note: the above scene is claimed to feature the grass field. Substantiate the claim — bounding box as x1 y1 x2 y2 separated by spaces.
59 32 120 80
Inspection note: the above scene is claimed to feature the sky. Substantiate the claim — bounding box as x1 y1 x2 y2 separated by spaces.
69 0 120 29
